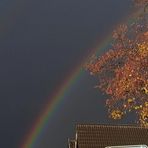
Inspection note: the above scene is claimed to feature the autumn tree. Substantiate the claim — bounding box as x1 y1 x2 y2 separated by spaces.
85 1 148 127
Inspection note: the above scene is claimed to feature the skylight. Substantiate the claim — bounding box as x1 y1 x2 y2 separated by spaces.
105 145 148 148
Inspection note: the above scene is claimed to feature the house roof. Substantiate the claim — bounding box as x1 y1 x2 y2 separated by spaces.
68 139 76 148
69 124 148 148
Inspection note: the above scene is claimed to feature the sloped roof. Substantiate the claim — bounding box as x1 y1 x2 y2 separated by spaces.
70 124 148 148
68 139 76 148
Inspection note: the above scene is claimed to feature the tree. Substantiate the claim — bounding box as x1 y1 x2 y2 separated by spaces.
85 1 148 127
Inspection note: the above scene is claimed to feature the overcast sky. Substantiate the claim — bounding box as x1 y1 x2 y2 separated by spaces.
0 0 134 147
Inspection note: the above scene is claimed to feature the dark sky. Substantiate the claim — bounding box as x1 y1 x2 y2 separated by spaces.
0 0 135 148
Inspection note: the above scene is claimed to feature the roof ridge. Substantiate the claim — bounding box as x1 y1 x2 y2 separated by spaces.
76 124 148 129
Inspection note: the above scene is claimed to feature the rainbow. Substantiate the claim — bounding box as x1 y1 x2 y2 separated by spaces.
20 7 141 148
20 33 112 148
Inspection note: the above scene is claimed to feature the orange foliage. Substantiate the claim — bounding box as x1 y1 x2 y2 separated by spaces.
85 1 148 127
